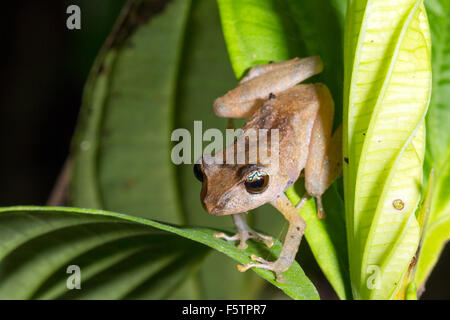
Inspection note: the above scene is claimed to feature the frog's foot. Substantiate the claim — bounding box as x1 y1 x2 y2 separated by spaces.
237 255 287 283
213 230 273 250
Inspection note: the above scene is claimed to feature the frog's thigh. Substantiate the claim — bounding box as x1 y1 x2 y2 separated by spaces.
304 83 336 197
213 56 323 119
239 58 301 84
239 56 323 84
213 95 262 119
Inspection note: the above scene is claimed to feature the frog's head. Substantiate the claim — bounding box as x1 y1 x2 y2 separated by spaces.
194 153 284 215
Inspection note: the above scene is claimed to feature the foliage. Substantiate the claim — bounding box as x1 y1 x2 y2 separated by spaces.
0 0 447 300
415 0 450 290
0 206 317 299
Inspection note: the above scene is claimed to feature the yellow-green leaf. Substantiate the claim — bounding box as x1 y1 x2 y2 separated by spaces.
343 0 431 299
0 206 319 300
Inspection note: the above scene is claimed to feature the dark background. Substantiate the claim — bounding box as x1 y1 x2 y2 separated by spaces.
0 0 448 299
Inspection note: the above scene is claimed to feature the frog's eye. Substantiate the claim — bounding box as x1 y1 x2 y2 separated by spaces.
193 163 204 182
244 171 269 194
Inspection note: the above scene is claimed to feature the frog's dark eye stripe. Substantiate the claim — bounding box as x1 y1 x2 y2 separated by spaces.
193 163 204 182
244 171 269 194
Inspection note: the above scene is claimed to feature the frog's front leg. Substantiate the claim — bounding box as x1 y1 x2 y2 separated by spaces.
237 194 306 283
213 56 323 119
214 213 273 249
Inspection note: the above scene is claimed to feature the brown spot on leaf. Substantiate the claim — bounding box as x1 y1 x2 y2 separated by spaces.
124 179 136 190
97 63 105 75
392 199 405 210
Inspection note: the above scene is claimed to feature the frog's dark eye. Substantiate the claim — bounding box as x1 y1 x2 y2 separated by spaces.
244 171 269 194
193 163 204 182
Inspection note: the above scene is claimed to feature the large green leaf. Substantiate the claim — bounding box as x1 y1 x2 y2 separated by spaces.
0 206 319 300
216 0 351 299
217 0 346 118
70 0 200 298
415 0 450 289
71 0 191 223
70 0 262 299
343 0 431 299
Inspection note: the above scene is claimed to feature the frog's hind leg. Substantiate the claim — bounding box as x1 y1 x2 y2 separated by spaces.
213 56 323 119
214 213 274 249
304 84 343 219
237 194 306 282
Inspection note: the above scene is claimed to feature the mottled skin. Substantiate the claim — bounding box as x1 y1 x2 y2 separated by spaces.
196 56 342 282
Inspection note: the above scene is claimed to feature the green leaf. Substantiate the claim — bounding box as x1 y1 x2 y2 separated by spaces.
216 0 351 299
71 0 192 223
70 0 206 298
71 0 260 299
0 206 319 300
415 0 450 289
343 0 431 299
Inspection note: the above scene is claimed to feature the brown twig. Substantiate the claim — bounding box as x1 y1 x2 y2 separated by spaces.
46 158 72 206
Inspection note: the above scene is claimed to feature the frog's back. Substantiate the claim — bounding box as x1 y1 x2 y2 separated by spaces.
241 83 323 180
243 83 322 148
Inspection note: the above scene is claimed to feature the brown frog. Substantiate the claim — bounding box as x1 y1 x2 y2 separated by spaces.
193 56 342 282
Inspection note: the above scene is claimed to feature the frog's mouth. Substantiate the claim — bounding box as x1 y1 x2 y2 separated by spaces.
201 197 227 216
203 193 259 216
201 194 235 216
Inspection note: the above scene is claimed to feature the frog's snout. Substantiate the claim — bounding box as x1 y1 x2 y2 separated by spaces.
201 192 229 216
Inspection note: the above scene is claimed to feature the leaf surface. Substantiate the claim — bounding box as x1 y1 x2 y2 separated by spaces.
343 0 431 299
0 206 319 300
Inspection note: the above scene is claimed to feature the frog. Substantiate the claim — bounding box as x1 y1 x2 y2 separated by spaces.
193 56 342 282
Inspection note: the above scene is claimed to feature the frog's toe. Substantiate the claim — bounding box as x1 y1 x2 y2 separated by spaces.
237 241 248 250
243 230 273 248
237 257 286 283
315 196 326 219
250 254 269 264
251 232 273 248
215 230 273 249
214 231 249 249
213 232 240 242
